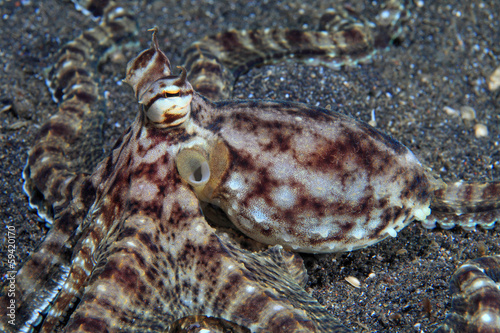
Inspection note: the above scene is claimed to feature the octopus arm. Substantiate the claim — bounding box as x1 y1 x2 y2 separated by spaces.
58 187 350 332
435 255 500 333
425 181 500 230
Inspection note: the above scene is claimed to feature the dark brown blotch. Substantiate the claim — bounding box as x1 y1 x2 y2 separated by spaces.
37 121 75 142
183 46 220 71
219 31 244 51
57 44 86 62
59 103 86 118
213 273 243 311
66 316 109 332
34 163 68 191
129 48 155 73
189 61 224 78
66 88 98 105
268 313 315 332
284 29 311 47
233 291 271 323
137 232 159 254
55 67 91 94
481 182 500 200
341 27 367 45
28 144 63 166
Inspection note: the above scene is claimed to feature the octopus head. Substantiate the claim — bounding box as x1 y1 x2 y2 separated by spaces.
124 27 194 128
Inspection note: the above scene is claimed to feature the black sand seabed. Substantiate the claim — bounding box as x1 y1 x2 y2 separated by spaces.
0 0 499 332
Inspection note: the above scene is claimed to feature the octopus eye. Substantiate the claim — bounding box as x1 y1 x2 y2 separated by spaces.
176 148 210 187
144 84 192 128
163 88 180 98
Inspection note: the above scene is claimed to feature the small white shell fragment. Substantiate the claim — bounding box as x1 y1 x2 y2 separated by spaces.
443 106 459 117
487 66 500 91
368 109 377 127
368 272 376 279
415 0 424 7
459 106 476 120
396 248 408 255
345 276 361 288
0 104 12 114
473 123 489 138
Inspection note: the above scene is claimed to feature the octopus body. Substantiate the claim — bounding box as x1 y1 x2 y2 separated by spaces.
1 0 499 332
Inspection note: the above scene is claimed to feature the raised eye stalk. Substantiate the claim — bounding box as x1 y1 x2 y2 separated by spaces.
124 28 194 128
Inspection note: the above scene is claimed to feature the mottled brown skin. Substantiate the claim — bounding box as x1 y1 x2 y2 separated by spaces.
1 0 499 332
56 116 346 332
186 96 435 253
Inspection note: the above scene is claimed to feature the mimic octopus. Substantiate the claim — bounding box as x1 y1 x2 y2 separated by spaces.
1 0 499 332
